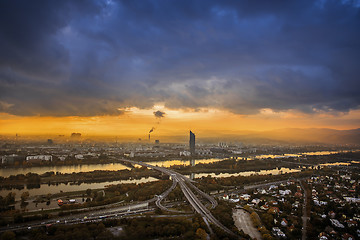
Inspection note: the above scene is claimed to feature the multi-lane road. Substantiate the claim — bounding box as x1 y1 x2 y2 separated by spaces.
121 159 238 238
1 158 238 238
155 176 180 212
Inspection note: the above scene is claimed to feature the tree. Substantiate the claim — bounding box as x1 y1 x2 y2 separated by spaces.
263 233 275 240
96 194 104 202
261 213 274 228
21 191 29 202
155 208 163 215
251 212 261 227
92 191 98 200
4 192 15 206
195 228 207 240
86 188 92 197
0 231 15 240
96 230 113 240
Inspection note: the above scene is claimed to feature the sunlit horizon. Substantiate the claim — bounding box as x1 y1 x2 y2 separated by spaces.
1 105 359 142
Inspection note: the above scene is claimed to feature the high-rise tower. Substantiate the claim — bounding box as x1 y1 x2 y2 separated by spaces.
189 131 195 156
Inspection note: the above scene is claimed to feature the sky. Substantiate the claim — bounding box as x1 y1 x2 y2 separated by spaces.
0 0 360 139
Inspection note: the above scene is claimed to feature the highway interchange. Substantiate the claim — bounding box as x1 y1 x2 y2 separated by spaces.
121 159 237 237
0 158 238 238
1 158 319 239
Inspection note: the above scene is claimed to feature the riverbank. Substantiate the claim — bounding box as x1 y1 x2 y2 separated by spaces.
0 167 163 190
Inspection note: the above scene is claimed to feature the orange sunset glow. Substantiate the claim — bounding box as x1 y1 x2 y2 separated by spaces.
1 105 360 141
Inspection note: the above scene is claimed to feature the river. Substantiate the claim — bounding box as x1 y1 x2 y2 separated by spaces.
249 149 358 160
0 158 223 178
0 149 357 210
4 176 158 211
1 167 300 211
1 150 356 177
0 176 159 200
0 167 299 200
189 167 301 179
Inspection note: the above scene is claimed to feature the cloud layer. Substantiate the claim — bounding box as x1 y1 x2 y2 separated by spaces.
0 0 359 116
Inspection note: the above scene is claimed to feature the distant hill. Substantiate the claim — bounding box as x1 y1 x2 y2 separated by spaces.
255 128 360 144
196 128 360 145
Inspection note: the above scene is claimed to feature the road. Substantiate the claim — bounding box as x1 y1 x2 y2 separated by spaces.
0 200 191 233
233 209 262 240
3 158 237 237
0 170 181 233
186 180 218 209
155 176 180 212
0 204 153 232
121 159 238 238
300 181 308 240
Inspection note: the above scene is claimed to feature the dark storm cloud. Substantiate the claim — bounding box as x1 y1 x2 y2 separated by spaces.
0 0 359 116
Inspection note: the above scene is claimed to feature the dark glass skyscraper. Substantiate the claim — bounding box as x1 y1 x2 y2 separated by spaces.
189 131 195 156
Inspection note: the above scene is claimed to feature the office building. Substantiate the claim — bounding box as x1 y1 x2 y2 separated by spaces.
189 131 195 156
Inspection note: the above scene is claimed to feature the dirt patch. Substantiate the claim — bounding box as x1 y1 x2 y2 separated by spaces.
108 226 124 237
233 209 262 240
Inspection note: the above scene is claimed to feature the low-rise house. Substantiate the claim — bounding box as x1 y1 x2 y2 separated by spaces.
341 233 355 240
26 155 52 162
268 206 280 214
328 211 336 219
260 204 269 211
319 232 329 240
292 203 299 208
277 230 286 238
269 185 278 190
314 200 328 206
295 192 303 198
281 218 288 227
345 220 357 228
344 197 360 203
279 189 291 195
240 194 251 201
1 154 20 164
353 214 360 221
330 219 345 228
259 189 267 194
272 227 281 234
222 194 229 200
74 154 84 159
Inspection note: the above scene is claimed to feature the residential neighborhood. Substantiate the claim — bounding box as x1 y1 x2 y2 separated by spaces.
221 170 359 240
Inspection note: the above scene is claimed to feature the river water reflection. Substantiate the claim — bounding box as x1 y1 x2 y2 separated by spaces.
0 177 159 200
0 166 301 200
0 163 129 178
1 166 301 212
9 167 301 211
189 167 301 179
0 158 222 178
250 150 358 160
0 151 357 203
1 150 356 177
